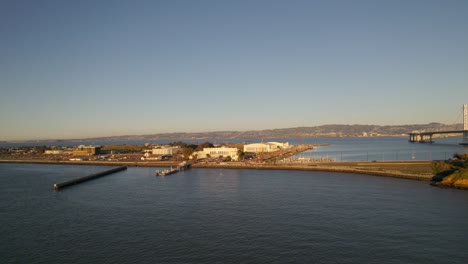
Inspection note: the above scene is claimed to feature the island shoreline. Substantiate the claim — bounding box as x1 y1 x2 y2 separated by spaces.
0 159 434 181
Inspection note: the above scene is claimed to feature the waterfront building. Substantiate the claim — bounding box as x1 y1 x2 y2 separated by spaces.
269 142 290 149
152 146 180 155
191 147 239 161
243 142 289 153
73 145 101 156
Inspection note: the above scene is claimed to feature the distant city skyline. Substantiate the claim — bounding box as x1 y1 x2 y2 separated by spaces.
1 0 467 141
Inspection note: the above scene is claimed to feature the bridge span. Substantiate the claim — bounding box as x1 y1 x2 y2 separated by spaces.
409 130 468 144
409 104 468 145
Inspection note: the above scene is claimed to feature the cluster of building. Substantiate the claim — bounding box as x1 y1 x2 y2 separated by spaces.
43 145 101 156
190 142 290 161
41 141 291 162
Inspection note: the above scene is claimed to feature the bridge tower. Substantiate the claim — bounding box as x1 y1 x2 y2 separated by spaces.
463 104 468 145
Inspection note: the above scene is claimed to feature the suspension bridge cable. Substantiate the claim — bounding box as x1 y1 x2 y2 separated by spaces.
442 106 463 126
450 108 463 126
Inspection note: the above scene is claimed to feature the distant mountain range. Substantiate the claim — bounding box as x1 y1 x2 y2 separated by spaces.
34 122 462 142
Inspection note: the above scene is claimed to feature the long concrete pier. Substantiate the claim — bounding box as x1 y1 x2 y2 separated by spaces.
53 166 127 191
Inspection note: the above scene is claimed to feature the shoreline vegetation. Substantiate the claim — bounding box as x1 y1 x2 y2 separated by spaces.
431 153 468 190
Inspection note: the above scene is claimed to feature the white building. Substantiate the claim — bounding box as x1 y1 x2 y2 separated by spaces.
44 150 64 155
268 142 289 149
152 146 180 155
192 147 239 161
243 142 289 153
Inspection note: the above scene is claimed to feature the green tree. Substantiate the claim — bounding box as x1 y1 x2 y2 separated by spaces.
432 161 451 175
35 146 47 154
238 149 245 160
169 141 188 148
182 148 194 160
196 142 214 151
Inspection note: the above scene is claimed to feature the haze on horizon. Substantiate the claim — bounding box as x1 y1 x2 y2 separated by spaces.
1 0 467 141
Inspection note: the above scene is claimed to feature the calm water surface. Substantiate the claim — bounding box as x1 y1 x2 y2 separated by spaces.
1 163 467 263
297 137 468 161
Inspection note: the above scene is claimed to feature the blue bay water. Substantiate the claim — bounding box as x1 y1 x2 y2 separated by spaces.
1 163 468 264
296 136 468 161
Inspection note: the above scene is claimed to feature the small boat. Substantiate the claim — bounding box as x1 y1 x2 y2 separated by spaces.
155 167 178 176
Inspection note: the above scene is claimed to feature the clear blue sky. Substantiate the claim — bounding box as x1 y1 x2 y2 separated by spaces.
1 0 467 140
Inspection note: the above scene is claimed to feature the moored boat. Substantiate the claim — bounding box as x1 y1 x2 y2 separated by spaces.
155 167 178 176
